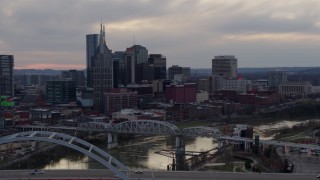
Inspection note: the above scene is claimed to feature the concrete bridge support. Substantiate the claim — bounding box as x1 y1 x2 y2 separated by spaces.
244 141 251 152
218 140 223 149
107 133 118 149
175 136 186 171
282 146 290 155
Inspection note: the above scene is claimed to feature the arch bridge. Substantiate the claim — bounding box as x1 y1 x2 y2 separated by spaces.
0 131 129 180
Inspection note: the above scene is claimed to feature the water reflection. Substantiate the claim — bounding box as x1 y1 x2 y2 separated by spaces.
44 136 218 170
45 157 89 170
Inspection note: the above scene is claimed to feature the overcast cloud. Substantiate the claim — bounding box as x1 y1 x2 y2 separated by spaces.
1 0 320 69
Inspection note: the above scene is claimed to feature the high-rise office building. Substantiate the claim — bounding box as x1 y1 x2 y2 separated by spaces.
92 24 113 112
212 55 237 79
46 80 76 104
112 51 127 88
125 45 148 83
168 65 191 80
142 63 155 82
0 55 14 97
61 70 85 87
125 49 135 84
86 34 100 88
268 70 287 88
148 54 166 80
131 45 148 64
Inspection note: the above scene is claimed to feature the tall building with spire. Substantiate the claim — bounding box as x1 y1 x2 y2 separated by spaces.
86 34 100 88
92 24 113 112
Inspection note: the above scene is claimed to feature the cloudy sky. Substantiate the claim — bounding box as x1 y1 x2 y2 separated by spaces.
1 0 320 70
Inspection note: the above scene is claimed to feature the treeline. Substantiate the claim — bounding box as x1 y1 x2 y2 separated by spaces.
263 101 320 120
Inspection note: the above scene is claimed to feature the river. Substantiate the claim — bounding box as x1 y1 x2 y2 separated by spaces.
11 119 320 170
43 136 217 170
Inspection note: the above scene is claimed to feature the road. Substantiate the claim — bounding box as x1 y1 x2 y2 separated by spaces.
0 169 319 180
277 148 320 174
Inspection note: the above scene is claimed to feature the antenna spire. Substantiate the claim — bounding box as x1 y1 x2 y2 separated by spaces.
133 35 135 46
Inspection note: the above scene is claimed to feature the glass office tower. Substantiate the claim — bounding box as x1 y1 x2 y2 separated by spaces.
86 34 100 87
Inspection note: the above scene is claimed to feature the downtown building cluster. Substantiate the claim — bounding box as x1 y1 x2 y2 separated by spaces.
86 24 167 114
1 24 320 130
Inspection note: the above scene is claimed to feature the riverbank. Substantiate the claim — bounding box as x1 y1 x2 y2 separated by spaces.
0 143 56 170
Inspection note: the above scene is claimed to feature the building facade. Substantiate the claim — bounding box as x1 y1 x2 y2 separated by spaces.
197 78 210 92
104 89 138 115
112 51 127 88
46 80 76 104
279 81 313 97
125 48 135 84
268 70 287 88
196 90 209 103
222 79 251 93
212 55 237 79
61 70 85 87
148 54 166 80
168 65 191 80
131 45 148 64
86 34 100 88
92 24 113 112
165 83 196 104
0 55 14 97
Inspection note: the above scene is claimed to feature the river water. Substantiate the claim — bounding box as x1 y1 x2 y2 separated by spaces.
24 119 319 170
44 136 218 170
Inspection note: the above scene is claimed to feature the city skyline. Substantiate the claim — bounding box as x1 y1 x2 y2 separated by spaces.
1 0 320 70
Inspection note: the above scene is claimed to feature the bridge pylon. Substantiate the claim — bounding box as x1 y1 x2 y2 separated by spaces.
107 133 118 149
175 135 187 170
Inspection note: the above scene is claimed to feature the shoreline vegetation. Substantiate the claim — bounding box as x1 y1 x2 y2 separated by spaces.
175 100 320 128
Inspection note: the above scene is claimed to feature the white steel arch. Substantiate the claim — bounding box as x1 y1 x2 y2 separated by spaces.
0 131 129 180
111 120 181 135
181 126 222 138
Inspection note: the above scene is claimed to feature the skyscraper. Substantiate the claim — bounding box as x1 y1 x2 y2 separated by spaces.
148 54 166 80
212 55 237 79
168 65 191 80
112 51 127 88
61 70 85 87
125 48 135 84
46 80 76 104
0 55 14 97
268 70 287 88
131 45 148 64
92 24 113 112
126 45 148 83
86 34 100 88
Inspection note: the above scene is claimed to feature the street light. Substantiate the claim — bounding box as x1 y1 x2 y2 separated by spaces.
18 163 20 180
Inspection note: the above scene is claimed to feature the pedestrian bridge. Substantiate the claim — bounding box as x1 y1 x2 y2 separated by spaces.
15 120 223 138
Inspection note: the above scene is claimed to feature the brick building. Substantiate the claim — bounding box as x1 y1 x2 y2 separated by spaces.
165 83 196 104
104 89 137 115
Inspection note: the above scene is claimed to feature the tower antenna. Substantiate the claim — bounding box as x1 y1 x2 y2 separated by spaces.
133 35 135 46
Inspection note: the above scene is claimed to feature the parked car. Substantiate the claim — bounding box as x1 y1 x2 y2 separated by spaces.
134 170 143 174
30 169 45 175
